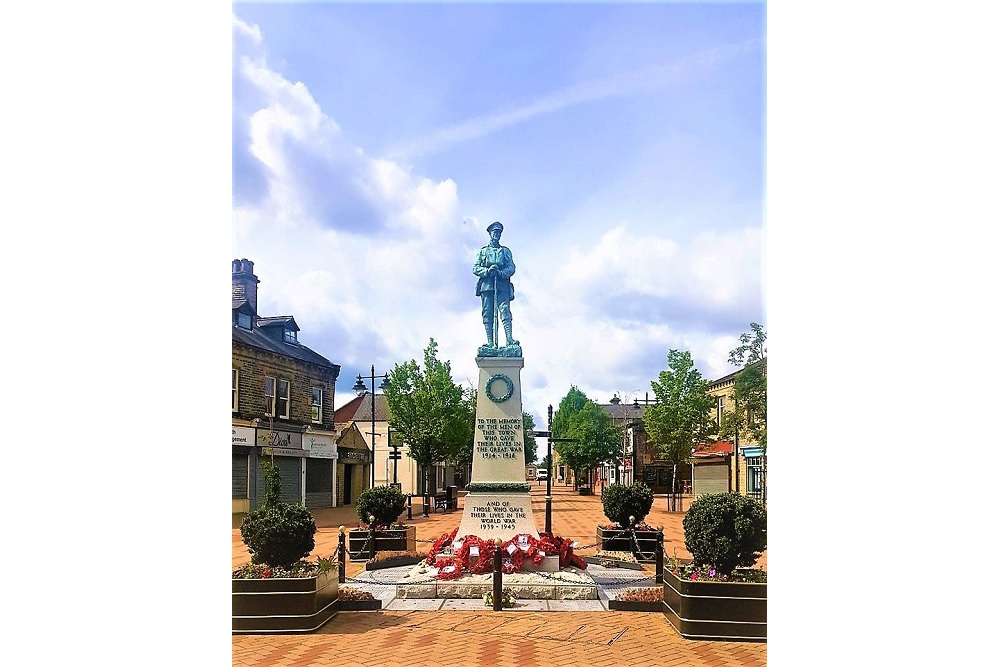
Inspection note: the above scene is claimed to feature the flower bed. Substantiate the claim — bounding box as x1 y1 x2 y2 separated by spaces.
333 586 382 611
608 587 665 612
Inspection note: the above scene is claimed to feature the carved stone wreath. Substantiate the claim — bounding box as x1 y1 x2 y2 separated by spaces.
485 373 514 403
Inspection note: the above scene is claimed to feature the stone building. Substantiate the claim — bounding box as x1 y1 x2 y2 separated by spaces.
231 258 341 515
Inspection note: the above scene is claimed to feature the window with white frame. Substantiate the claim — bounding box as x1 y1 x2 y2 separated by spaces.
232 369 239 412
746 455 764 497
264 376 276 416
309 386 323 423
283 329 297 343
277 379 290 419
717 395 725 426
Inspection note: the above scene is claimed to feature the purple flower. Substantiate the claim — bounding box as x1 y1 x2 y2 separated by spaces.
709 569 716 577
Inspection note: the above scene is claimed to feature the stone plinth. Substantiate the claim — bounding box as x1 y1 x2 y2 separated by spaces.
455 356 539 542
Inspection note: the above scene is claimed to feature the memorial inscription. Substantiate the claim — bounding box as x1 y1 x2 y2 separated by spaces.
475 417 523 460
467 499 528 532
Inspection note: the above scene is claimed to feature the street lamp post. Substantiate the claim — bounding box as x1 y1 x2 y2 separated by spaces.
352 365 391 489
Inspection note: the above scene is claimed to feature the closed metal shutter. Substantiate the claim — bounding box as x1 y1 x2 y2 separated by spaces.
254 456 302 506
233 454 249 499
694 461 730 496
305 458 334 509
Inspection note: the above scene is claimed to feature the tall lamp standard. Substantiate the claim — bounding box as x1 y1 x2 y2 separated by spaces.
352 366 391 489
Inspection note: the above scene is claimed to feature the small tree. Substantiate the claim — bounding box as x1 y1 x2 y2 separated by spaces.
383 339 468 494
683 493 766 575
601 482 654 527
553 391 619 489
719 323 767 503
644 349 716 511
356 484 407 527
240 450 316 569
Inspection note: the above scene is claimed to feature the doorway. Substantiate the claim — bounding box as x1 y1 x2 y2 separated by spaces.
343 464 353 505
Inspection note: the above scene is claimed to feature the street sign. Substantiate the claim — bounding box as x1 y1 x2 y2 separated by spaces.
388 451 402 460
529 430 552 438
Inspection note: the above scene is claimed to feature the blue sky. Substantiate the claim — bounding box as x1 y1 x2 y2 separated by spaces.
232 2 765 424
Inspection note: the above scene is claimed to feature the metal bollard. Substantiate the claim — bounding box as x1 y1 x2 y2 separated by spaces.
368 514 376 560
423 494 430 518
655 528 664 584
492 538 503 611
338 526 347 583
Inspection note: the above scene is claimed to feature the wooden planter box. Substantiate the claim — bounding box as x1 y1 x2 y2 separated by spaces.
333 597 383 611
595 526 661 563
232 568 339 634
609 598 667 612
348 526 416 560
662 569 766 642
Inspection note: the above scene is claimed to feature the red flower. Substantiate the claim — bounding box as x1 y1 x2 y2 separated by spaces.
261 568 272 578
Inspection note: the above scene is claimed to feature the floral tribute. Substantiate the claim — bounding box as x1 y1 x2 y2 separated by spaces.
424 530 586 580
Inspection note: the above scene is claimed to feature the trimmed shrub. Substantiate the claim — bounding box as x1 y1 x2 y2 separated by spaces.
601 482 655 527
683 493 766 575
240 502 317 569
356 484 407 526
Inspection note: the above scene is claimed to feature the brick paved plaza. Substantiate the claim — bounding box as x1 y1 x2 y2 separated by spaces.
232 484 767 666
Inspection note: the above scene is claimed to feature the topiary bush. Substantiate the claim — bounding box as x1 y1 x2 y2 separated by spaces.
683 493 767 576
240 502 317 569
601 482 655 527
356 484 407 526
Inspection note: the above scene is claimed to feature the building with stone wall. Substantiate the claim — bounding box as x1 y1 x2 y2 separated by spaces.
232 258 342 515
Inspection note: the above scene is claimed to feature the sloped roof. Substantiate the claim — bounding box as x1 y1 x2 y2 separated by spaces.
257 315 300 332
333 391 390 423
232 323 339 372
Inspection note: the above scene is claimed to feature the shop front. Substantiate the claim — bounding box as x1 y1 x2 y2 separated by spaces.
305 432 338 509
253 428 306 509
232 425 255 514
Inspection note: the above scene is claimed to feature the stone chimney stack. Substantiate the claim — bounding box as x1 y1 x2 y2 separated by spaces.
232 258 260 314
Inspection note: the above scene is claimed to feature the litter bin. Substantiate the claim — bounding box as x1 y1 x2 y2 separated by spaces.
446 485 458 511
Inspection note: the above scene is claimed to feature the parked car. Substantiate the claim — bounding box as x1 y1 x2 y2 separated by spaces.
536 469 549 482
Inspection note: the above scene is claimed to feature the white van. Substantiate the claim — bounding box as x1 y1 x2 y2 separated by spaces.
536 469 549 482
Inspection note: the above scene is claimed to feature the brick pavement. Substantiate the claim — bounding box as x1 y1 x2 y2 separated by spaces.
232 484 768 665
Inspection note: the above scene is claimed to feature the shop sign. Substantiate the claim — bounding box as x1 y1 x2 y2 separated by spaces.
257 429 304 457
337 447 370 464
232 426 254 447
306 434 338 459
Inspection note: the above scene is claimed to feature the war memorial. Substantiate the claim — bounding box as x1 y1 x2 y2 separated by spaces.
393 221 596 600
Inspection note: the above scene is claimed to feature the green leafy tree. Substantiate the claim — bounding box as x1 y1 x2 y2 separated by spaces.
522 411 538 465
720 322 767 452
552 387 619 489
644 349 716 510
383 339 469 494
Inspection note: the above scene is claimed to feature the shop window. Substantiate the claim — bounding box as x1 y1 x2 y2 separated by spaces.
309 386 323 423
264 376 276 416
232 369 239 412
277 379 290 419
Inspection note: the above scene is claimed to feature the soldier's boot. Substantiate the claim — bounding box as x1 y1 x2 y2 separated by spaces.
485 319 496 347
503 319 519 347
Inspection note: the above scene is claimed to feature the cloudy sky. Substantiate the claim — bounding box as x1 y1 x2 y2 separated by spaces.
231 1 765 426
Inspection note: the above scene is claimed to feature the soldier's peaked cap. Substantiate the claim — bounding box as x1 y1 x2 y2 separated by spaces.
487 221 503 234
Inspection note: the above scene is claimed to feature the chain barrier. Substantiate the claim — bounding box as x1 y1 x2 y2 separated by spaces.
629 531 657 561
